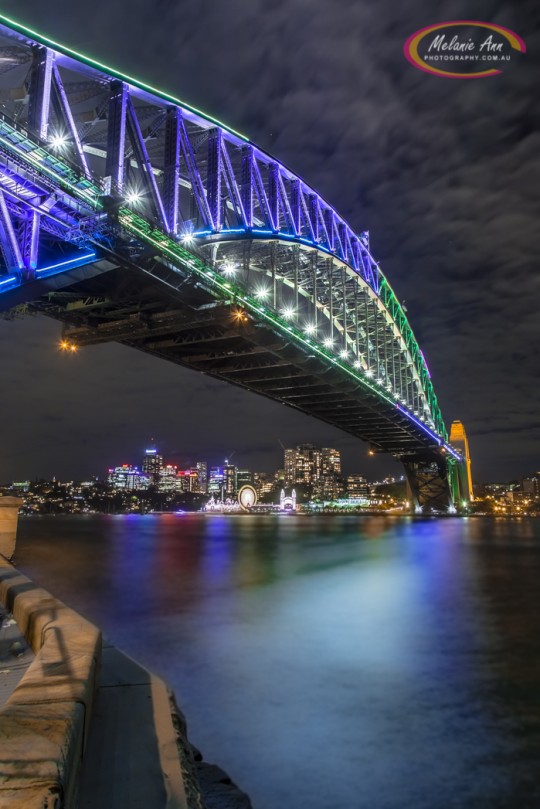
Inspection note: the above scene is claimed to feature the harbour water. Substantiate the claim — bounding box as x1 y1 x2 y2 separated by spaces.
14 514 540 809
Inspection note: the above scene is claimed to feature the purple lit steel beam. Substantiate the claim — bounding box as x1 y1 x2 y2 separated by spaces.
252 159 273 230
21 209 40 272
207 128 223 231
126 97 168 230
0 189 23 270
27 46 53 141
51 64 91 178
177 113 213 228
241 146 254 228
105 80 128 192
221 139 246 227
268 162 279 231
163 107 181 235
277 173 296 234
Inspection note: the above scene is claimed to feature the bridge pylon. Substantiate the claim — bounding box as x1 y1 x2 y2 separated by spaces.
448 420 474 506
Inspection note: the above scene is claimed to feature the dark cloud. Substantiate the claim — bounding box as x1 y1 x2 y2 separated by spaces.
0 0 538 482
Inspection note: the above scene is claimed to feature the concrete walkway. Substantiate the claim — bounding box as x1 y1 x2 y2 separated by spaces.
0 603 34 709
77 643 203 809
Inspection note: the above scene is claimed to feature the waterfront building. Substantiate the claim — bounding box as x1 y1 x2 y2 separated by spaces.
108 465 149 490
346 474 369 499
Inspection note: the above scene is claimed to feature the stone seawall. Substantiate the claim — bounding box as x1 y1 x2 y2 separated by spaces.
0 554 253 809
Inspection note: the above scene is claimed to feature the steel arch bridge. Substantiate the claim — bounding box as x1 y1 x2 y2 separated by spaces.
0 14 468 511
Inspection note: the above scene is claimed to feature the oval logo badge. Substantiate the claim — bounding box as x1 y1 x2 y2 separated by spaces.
404 21 526 78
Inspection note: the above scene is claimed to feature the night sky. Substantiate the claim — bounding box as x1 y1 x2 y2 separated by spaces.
0 0 538 483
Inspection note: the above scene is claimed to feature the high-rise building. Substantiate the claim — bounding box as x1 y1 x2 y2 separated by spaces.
142 448 163 485
158 464 178 492
208 466 225 497
196 461 208 493
224 460 236 497
321 448 341 477
284 444 322 489
253 472 273 496
176 469 199 493
108 465 149 490
236 469 253 489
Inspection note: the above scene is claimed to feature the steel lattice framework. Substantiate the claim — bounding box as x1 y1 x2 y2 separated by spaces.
0 14 466 509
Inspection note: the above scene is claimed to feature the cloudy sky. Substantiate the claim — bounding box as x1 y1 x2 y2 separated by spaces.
0 0 537 482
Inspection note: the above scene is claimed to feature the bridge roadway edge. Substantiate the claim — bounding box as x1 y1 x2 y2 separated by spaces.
0 549 253 809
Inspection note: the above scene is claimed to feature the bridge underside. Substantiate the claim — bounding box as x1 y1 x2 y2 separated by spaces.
3 252 451 492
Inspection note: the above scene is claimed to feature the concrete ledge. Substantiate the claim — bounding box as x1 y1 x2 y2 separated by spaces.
0 555 101 808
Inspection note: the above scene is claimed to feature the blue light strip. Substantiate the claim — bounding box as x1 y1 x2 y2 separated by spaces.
0 275 16 287
35 251 96 276
395 403 462 460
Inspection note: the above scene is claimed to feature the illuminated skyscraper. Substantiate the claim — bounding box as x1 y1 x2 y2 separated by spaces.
196 461 208 493
142 447 163 485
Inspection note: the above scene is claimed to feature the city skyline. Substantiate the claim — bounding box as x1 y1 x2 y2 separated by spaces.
0 0 537 484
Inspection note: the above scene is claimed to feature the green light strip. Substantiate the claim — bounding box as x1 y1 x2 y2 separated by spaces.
0 13 248 142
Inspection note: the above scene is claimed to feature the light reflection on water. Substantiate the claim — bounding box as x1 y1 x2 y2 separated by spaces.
15 515 540 809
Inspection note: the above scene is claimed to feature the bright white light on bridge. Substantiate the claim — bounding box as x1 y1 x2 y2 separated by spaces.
50 133 68 150
304 323 316 335
126 190 143 205
222 261 237 276
181 233 194 245
254 287 269 299
323 337 333 348
281 306 295 320
340 350 348 359
353 360 362 369
365 368 374 377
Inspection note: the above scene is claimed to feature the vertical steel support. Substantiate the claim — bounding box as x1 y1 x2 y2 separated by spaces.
290 180 300 235
324 209 335 251
126 98 168 230
105 80 128 193
0 191 23 271
163 107 181 235
342 269 347 350
51 64 90 177
241 146 254 228
21 210 40 273
268 162 279 231
329 261 334 341
207 128 222 232
27 46 53 141
311 252 317 328
309 195 320 243
293 246 299 313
